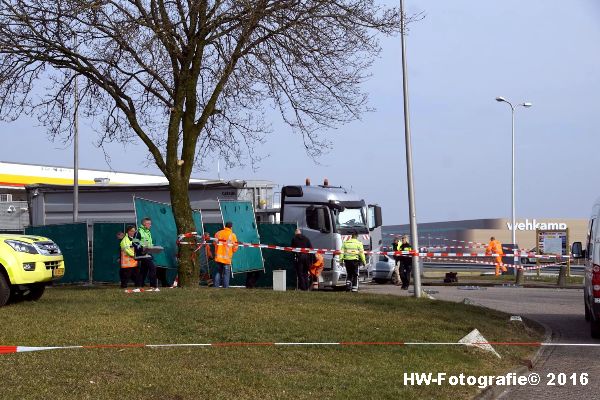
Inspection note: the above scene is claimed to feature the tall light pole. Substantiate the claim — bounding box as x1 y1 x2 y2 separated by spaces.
73 75 79 222
495 97 532 263
400 0 421 298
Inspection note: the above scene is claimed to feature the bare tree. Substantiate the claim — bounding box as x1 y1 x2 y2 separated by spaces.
0 0 405 285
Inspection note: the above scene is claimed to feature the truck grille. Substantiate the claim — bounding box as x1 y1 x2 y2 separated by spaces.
45 261 61 270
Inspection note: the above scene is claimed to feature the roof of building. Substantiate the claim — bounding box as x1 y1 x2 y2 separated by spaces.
0 161 275 190
25 180 248 193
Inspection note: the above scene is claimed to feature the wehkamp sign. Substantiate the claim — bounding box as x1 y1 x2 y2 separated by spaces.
506 219 567 231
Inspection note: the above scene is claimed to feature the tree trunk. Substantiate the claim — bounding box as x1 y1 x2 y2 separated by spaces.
169 176 198 287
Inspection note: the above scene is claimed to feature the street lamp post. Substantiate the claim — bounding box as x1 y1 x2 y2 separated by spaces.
73 75 79 223
400 0 421 298
495 97 532 264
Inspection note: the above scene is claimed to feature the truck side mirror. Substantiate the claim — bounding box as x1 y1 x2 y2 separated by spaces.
571 241 583 259
368 205 383 230
374 205 382 228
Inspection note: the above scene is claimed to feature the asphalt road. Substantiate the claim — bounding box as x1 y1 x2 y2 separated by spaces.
362 284 599 399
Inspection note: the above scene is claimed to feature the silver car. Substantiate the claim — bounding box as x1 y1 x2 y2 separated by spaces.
371 254 399 284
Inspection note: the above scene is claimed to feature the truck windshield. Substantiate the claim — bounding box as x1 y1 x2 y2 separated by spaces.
336 207 366 228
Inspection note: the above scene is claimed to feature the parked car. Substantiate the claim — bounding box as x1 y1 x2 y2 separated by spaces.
572 197 600 338
520 247 560 265
371 254 398 284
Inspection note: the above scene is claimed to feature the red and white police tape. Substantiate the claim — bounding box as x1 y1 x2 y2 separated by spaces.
386 234 530 252
428 257 567 271
177 233 569 261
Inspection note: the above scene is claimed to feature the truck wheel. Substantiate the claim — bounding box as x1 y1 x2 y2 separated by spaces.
0 272 10 307
591 320 600 339
332 285 347 292
23 283 45 302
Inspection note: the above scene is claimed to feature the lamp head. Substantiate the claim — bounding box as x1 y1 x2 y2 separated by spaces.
495 96 506 102
522 102 533 108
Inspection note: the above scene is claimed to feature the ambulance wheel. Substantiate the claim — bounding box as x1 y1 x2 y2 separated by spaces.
23 283 45 301
0 272 10 307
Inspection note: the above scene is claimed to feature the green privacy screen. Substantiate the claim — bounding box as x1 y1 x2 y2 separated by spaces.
133 197 205 272
218 200 264 274
92 218 205 284
92 222 130 283
257 223 296 287
25 223 89 283
228 223 296 287
206 223 296 287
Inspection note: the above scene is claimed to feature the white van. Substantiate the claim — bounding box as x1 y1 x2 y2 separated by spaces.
572 198 600 338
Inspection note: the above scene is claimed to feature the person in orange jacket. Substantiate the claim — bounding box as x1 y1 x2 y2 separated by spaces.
309 252 324 290
213 222 238 288
486 236 507 276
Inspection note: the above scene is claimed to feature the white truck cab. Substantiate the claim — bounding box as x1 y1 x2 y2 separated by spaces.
280 180 383 289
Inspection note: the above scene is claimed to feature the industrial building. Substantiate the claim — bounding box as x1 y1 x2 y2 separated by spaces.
385 218 588 251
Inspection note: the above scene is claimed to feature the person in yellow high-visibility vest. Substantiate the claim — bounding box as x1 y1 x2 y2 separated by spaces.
119 225 140 291
340 232 366 292
486 236 507 276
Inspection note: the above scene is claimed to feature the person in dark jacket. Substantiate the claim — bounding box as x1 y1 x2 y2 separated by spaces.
396 235 413 290
291 228 313 291
391 237 401 285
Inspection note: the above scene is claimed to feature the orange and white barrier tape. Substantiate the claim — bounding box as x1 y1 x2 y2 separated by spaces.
4 340 600 355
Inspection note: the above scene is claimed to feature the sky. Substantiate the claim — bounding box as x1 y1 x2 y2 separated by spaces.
2 0 600 225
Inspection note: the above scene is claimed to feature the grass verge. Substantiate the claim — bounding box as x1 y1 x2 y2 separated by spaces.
0 286 544 399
